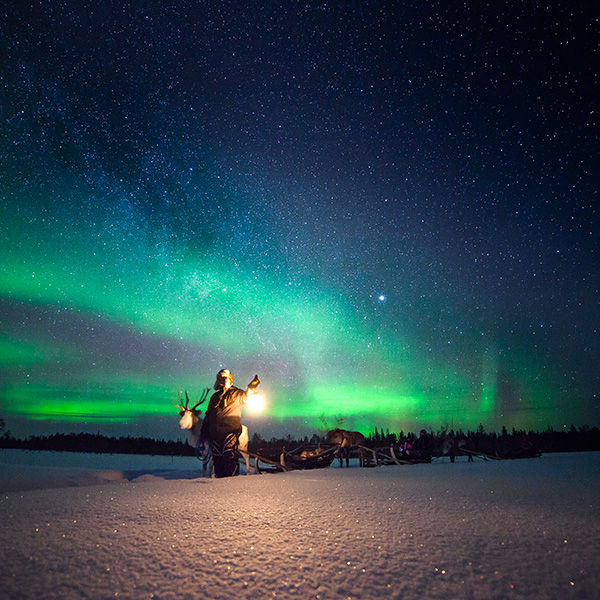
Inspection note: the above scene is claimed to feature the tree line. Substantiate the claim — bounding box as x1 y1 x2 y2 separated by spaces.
367 424 600 457
0 420 599 456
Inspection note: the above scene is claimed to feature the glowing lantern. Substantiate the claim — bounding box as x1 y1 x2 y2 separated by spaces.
246 391 265 413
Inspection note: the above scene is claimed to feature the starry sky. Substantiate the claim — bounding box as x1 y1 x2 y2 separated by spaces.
1 1 598 441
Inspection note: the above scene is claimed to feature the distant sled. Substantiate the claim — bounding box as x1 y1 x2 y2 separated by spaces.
367 444 542 465
369 445 433 466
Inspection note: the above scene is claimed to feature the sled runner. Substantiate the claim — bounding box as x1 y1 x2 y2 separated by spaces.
457 447 542 461
368 445 433 466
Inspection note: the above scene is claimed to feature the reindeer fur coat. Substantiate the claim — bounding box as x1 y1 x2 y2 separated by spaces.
200 386 248 442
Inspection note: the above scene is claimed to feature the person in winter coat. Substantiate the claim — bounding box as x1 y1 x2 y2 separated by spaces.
407 429 433 461
200 369 259 478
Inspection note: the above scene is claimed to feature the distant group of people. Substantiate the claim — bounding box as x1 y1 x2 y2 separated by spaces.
400 429 434 462
402 429 540 462
399 429 476 462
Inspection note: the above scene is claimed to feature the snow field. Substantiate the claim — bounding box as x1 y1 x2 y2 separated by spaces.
1 451 599 599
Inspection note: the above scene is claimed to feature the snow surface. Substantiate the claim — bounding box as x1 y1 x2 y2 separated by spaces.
1 450 599 600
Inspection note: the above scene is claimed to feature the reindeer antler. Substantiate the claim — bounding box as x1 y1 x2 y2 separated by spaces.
175 388 211 412
191 388 210 411
174 391 188 411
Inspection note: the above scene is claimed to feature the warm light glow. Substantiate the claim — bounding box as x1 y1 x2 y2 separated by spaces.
246 392 265 413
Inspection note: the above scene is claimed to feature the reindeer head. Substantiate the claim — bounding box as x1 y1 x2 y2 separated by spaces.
176 389 209 430
325 428 345 445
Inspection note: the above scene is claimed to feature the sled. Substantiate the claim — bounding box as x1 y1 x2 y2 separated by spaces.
367 445 433 466
241 444 340 473
458 447 542 461
501 448 543 460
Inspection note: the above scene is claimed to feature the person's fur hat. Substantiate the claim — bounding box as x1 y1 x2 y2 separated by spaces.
214 369 233 390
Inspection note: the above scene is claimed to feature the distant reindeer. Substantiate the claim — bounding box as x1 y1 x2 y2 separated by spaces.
321 416 367 468
325 428 368 467
176 390 250 477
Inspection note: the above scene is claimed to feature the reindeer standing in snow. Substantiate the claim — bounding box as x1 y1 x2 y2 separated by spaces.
322 417 368 468
177 390 250 477
326 428 368 468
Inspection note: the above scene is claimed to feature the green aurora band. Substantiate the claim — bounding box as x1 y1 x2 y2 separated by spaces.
2 0 597 442
0 194 580 438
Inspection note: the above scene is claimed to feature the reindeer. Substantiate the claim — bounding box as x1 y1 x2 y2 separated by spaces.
325 428 368 467
176 390 250 477
321 417 368 468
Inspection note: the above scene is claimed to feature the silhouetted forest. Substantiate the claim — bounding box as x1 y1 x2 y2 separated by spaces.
0 422 599 457
0 431 195 456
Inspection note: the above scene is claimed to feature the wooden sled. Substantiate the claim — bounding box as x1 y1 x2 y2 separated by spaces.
368 445 433 466
240 444 340 473
459 447 542 461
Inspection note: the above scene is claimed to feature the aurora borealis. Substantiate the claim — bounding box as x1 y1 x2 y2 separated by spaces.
1 2 598 440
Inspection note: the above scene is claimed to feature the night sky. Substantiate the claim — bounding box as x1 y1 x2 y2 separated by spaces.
1 1 598 441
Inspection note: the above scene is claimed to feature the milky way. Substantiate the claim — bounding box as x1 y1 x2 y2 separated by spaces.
1 2 598 439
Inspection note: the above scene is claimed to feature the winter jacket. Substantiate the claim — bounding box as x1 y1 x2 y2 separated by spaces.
200 386 248 442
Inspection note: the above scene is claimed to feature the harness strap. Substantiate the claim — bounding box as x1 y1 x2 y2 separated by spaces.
195 435 212 468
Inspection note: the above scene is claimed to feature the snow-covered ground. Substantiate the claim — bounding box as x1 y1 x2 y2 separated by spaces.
1 450 599 600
